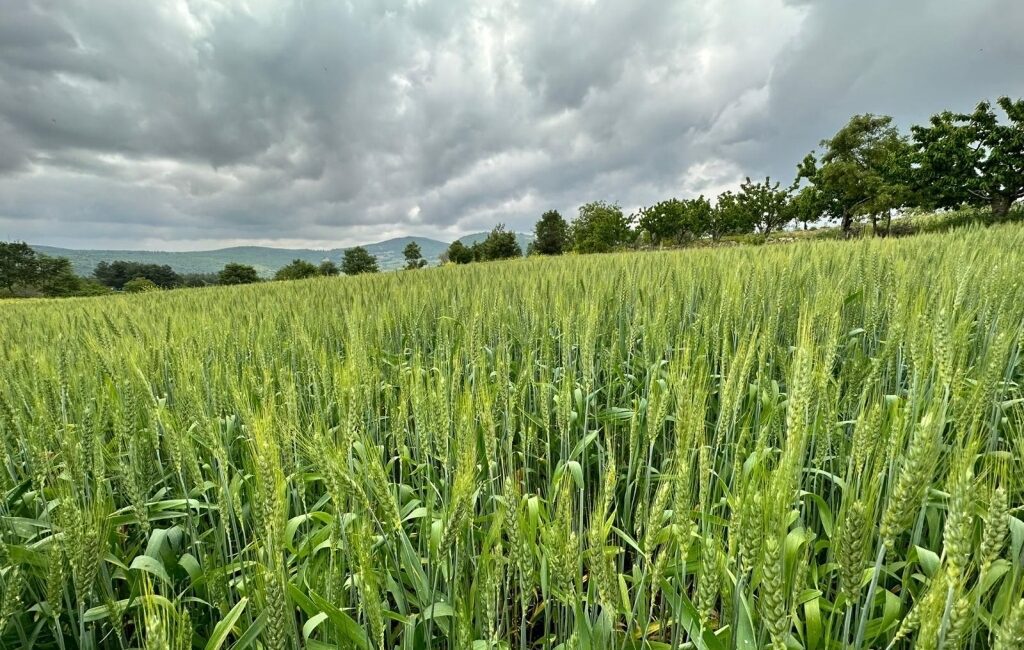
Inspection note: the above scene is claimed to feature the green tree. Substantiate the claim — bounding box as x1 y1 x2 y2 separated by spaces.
737 177 792 236
445 240 474 264
342 247 379 275
638 199 688 246
474 224 522 261
403 242 427 269
637 197 711 246
123 277 158 293
0 241 40 294
319 260 341 276
94 261 181 289
532 210 569 255
570 202 633 253
709 191 746 240
219 263 261 285
798 114 912 237
912 97 1024 219
35 256 83 297
274 259 320 281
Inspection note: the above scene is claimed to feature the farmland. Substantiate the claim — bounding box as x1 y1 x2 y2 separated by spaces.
1 224 1023 649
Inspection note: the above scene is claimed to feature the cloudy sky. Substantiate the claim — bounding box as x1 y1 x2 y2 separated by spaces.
1 0 1022 250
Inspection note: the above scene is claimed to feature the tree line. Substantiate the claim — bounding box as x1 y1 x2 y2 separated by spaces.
443 95 1022 263
0 243 428 298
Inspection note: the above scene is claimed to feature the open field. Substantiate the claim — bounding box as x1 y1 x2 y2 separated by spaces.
1 224 1023 649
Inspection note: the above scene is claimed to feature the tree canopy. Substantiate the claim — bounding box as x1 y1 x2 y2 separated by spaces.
445 240 474 264
736 177 792 236
532 210 569 255
274 259 320 281
1 242 85 297
637 197 711 245
472 224 522 261
342 247 379 275
94 260 182 289
319 260 341 276
798 114 911 236
219 263 261 285
912 97 1024 218
570 202 633 253
403 242 427 269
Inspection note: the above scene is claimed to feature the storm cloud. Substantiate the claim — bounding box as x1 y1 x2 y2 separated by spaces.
1 0 1022 249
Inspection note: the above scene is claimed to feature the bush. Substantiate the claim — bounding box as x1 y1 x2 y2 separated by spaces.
123 277 158 293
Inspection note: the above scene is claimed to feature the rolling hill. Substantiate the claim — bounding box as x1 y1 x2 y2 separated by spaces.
32 232 533 277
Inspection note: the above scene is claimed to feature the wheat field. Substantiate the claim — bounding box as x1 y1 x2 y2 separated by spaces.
1 225 1023 649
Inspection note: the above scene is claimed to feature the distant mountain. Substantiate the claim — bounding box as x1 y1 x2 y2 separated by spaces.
32 237 447 277
32 231 534 277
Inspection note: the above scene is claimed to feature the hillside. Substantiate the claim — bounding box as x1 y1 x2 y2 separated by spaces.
31 232 533 277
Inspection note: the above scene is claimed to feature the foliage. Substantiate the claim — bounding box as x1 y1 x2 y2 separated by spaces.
912 96 1024 217
737 176 792 235
2 225 1023 648
570 201 633 253
472 224 522 261
798 114 912 236
532 210 569 255
123 276 159 293
274 259 320 281
0 241 40 294
445 240 474 264
94 260 182 289
319 260 341 277
180 272 221 287
403 242 427 269
0 241 87 297
637 197 711 245
218 263 261 285
709 191 747 240
342 247 380 275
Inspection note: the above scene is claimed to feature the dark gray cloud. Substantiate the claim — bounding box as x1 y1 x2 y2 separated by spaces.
1 0 1021 249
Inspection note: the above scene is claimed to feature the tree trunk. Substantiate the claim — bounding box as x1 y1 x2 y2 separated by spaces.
870 213 878 236
885 211 893 237
841 212 853 238
992 195 1011 220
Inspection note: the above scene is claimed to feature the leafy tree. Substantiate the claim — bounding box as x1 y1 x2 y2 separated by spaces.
0 243 86 297
35 256 83 297
319 260 341 276
737 177 792 236
570 202 633 253
342 247 379 275
532 210 569 255
474 224 522 261
638 199 688 246
637 197 711 245
123 277 158 293
797 114 912 236
403 242 427 269
445 240 474 264
219 263 260 285
788 185 826 231
0 241 40 294
912 97 1024 218
94 261 181 289
709 192 746 240
274 259 320 281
